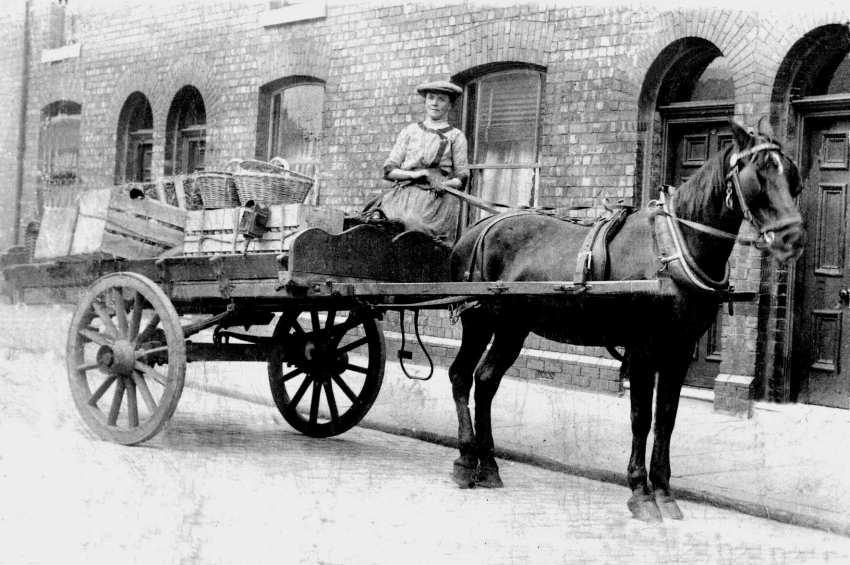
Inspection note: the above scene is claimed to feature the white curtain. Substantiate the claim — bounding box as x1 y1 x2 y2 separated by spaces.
472 71 540 218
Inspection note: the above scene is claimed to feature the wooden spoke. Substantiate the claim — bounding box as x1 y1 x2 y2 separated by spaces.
134 361 167 386
330 314 362 338
135 345 170 359
113 289 128 337
79 327 111 347
325 309 336 330
289 375 312 408
107 378 125 426
323 380 339 423
125 377 139 427
338 336 369 354
309 380 322 425
67 272 186 445
290 319 305 337
76 360 100 372
128 291 143 340
331 374 359 405
92 300 120 338
135 313 161 345
132 372 158 413
267 308 383 438
88 375 118 406
278 366 305 383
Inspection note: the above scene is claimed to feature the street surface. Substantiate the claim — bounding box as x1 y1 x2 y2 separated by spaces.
2 343 850 565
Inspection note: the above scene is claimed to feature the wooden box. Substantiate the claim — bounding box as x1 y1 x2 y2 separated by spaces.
183 204 344 255
69 189 186 259
33 206 78 260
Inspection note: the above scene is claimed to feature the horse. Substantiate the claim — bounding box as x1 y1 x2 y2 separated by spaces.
446 119 804 521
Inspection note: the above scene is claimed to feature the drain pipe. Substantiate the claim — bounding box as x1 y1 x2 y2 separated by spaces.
12 0 31 245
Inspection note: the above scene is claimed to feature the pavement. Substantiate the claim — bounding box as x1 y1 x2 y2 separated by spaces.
2 302 849 537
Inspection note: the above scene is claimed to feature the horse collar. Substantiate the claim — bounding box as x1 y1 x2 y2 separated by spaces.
652 190 730 293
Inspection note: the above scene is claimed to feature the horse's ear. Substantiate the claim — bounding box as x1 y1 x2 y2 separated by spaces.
729 119 752 149
756 115 776 141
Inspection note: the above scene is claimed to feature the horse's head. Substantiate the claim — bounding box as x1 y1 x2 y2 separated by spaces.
729 118 804 263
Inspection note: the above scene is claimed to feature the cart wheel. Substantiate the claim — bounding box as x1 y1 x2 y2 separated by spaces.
67 272 185 445
268 308 385 437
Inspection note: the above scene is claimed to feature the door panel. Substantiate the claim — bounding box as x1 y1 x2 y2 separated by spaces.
664 121 731 389
796 117 850 409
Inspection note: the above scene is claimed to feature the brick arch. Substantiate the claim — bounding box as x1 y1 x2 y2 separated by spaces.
148 57 225 168
106 68 161 134
620 10 755 107
35 79 84 114
446 19 553 74
150 58 223 134
256 39 330 87
768 22 850 142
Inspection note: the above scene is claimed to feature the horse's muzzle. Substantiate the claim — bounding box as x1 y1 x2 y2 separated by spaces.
766 223 805 263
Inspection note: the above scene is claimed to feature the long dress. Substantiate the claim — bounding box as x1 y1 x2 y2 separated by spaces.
379 121 469 244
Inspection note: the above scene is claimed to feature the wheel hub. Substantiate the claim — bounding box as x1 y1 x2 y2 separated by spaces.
96 340 136 376
300 338 348 378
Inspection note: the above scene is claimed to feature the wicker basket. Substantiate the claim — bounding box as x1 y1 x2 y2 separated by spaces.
194 169 239 209
228 158 314 205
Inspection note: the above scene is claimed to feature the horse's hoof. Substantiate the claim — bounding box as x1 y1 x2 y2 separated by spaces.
452 456 477 489
628 492 663 522
654 489 684 520
475 462 504 488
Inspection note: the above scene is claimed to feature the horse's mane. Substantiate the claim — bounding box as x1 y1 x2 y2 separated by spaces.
674 144 732 220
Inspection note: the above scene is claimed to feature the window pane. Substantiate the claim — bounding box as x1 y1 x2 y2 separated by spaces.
271 84 323 164
466 70 542 219
42 110 81 185
269 93 281 159
473 72 540 164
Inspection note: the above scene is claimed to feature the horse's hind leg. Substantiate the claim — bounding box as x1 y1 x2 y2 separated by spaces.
448 309 493 488
473 324 528 488
625 348 663 522
650 345 691 520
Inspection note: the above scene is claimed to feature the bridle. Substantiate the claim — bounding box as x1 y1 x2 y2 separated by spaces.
656 141 801 250
725 142 802 243
651 141 802 293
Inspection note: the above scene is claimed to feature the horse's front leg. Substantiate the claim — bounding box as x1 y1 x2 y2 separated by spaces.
649 344 691 520
448 310 493 488
473 326 527 488
625 347 663 522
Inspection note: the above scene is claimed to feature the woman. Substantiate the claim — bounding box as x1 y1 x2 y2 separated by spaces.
378 80 469 244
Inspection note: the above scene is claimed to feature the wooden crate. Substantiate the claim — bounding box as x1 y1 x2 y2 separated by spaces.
69 189 186 259
33 206 78 260
183 204 344 255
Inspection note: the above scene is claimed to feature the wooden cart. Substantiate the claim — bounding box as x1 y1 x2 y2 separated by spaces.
2 225 692 445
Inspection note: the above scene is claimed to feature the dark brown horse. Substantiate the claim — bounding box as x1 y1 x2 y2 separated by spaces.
447 119 804 521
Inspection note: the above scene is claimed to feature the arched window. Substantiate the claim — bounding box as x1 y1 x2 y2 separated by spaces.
459 66 545 222
164 85 206 175
256 76 325 177
115 92 153 183
39 100 81 187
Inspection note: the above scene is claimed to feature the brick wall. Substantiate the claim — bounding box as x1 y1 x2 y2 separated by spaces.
0 3 26 249
4 0 850 401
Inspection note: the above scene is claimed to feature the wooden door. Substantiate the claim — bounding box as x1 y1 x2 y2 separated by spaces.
664 121 733 389
795 116 850 409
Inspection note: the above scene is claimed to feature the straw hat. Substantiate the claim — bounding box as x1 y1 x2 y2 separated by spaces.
416 80 463 100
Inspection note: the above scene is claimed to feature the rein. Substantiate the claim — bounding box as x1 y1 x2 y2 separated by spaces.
653 142 800 249
650 141 800 293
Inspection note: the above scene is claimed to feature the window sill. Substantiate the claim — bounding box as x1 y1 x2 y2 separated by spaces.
259 2 326 28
